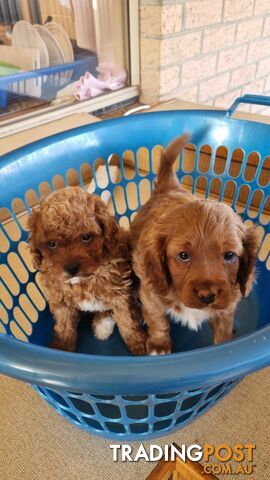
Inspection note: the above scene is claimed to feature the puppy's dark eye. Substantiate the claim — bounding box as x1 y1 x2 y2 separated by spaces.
224 251 236 262
81 233 92 243
47 241 57 250
177 251 190 262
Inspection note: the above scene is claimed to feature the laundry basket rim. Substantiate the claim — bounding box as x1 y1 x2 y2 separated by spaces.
0 324 269 393
1 108 270 168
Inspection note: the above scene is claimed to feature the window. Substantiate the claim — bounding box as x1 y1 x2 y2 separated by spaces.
0 0 139 131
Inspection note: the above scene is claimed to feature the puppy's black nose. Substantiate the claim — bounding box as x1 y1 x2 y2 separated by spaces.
198 292 216 305
64 262 80 276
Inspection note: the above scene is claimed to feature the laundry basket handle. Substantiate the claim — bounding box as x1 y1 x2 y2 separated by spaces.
226 94 270 118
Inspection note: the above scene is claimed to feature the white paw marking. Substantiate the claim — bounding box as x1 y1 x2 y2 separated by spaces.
94 316 115 340
149 349 169 356
78 299 107 312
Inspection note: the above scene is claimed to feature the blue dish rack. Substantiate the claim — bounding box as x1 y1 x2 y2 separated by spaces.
0 54 98 110
0 94 269 441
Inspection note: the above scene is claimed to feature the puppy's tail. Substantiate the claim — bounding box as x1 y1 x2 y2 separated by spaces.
154 133 189 193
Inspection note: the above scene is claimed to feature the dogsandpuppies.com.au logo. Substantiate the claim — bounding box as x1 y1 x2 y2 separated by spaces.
110 443 256 475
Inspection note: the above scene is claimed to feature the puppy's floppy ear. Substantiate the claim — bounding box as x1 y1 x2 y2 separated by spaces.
93 197 119 252
144 234 170 296
27 210 43 270
237 226 260 297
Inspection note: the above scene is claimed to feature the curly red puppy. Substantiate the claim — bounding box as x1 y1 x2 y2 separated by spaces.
131 135 260 355
28 186 146 355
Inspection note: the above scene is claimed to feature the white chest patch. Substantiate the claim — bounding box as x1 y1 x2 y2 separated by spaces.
77 299 107 312
65 276 81 285
167 305 209 332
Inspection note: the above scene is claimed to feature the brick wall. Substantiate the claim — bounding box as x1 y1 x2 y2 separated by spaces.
140 0 270 113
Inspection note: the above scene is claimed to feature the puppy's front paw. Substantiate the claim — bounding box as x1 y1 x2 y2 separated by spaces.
213 331 233 344
127 329 147 356
146 338 172 356
93 316 115 340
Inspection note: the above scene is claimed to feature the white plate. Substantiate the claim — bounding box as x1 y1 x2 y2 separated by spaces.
12 20 49 68
45 21 74 84
45 22 74 64
34 24 64 67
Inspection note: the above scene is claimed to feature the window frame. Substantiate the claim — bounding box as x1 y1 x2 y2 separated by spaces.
0 0 140 138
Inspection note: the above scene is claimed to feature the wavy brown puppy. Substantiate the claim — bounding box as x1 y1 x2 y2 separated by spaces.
28 186 146 355
131 135 260 355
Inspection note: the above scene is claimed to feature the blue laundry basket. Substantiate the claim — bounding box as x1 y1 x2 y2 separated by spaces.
0 94 270 441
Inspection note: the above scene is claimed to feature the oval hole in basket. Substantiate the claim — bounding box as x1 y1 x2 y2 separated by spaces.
221 180 236 206
19 294 38 323
228 148 244 178
0 265 20 296
258 156 270 187
198 144 212 173
259 196 270 226
244 151 260 182
7 252 29 284
139 178 151 207
12 197 30 232
0 227 9 253
94 161 109 189
235 184 251 214
80 163 94 190
0 323 6 334
0 303 8 325
17 211 30 233
27 282 46 311
108 154 121 184
195 176 208 197
151 145 164 174
25 189 39 210
126 182 138 211
180 175 193 193
18 241 35 273
136 147 149 176
0 282 13 310
52 174 66 191
266 255 270 271
35 272 46 297
39 181 52 199
9 320 28 342
258 233 270 262
99 188 110 203
208 177 222 200
13 306 33 336
213 146 228 175
112 186 127 215
119 216 130 230
66 168 80 187
122 150 135 180
1 208 21 242
248 189 264 219
182 143 196 173
100 191 115 216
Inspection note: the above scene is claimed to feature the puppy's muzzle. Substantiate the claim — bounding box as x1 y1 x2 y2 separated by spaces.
197 291 216 305
64 262 80 276
193 285 220 306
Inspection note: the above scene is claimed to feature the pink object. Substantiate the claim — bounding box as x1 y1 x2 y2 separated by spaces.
74 63 127 101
